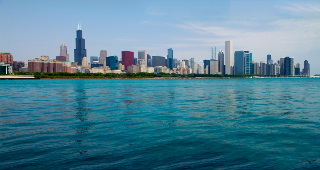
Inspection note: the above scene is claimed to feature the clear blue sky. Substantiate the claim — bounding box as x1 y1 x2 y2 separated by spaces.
1 0 319 74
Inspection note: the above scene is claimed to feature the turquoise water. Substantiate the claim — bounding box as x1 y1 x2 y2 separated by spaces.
1 78 320 169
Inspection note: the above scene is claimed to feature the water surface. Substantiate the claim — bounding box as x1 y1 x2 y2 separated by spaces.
1 79 320 169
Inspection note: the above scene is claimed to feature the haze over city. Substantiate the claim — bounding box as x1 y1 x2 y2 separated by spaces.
1 0 319 75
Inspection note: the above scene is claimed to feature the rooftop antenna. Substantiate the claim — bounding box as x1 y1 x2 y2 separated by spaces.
77 22 81 30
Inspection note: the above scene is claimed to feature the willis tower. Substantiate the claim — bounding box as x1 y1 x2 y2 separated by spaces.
74 23 87 65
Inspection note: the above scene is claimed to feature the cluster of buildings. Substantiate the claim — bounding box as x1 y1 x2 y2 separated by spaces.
204 43 310 77
0 24 311 76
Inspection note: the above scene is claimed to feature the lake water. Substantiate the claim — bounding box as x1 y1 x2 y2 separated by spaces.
1 78 320 169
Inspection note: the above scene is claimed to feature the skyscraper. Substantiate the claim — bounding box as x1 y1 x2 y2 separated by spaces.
74 23 87 65
267 54 272 64
218 50 224 74
303 60 310 77
122 51 134 70
295 63 301 75
203 60 210 74
167 48 173 70
225 41 234 75
138 50 147 65
234 51 245 75
100 50 107 66
59 44 69 62
283 57 294 76
106 56 118 70
244 51 252 74
190 58 195 73
209 59 219 74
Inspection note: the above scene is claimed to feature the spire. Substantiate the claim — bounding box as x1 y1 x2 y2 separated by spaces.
77 22 81 30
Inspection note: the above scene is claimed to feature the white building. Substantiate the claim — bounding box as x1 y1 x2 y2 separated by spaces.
225 40 234 75
138 50 147 65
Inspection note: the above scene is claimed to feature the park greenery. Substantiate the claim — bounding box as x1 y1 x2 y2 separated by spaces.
13 71 282 79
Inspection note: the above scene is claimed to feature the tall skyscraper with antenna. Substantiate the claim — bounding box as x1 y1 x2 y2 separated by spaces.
74 23 87 65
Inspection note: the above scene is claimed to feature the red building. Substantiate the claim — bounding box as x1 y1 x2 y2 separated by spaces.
122 51 134 70
0 53 14 66
28 56 72 73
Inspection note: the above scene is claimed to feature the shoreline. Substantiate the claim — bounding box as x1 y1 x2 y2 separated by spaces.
0 75 37 80
1 74 312 80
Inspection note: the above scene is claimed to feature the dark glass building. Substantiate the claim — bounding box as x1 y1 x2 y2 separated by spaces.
152 56 166 67
107 56 118 70
303 60 310 77
74 24 87 66
283 57 294 76
234 51 252 75
203 60 210 74
167 48 173 70
234 51 245 75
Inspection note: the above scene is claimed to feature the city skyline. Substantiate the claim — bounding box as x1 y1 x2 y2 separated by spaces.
1 0 319 74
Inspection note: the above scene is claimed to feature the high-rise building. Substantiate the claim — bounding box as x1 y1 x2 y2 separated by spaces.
122 51 134 70
152 56 166 67
90 56 99 64
100 50 107 66
234 51 251 75
167 48 174 70
107 56 119 70
283 57 294 76
303 60 310 77
245 51 252 74
74 23 87 65
260 62 267 75
252 62 260 75
147 54 152 67
209 59 219 74
182 59 190 68
138 50 147 65
173 58 179 68
190 58 195 73
267 54 273 65
266 63 276 76
60 44 70 62
295 63 300 75
234 51 245 75
203 60 211 74
218 50 224 74
225 40 234 75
